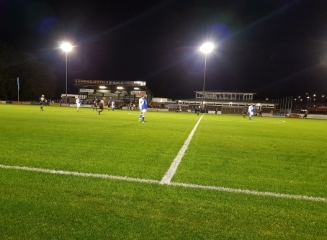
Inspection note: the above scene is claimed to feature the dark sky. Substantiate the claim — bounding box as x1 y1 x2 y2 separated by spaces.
1 0 327 101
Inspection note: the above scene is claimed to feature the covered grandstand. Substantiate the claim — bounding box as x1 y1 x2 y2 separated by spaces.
73 79 153 108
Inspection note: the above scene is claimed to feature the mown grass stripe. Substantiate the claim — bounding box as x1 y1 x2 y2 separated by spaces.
1 164 326 203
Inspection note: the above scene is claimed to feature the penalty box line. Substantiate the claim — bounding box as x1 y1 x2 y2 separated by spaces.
0 164 326 203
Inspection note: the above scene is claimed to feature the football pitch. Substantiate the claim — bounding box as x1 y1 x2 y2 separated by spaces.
0 104 326 239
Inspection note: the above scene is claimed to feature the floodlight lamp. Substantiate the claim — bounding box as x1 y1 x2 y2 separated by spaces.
117 86 124 90
99 86 106 89
134 87 140 90
60 42 73 52
200 42 214 54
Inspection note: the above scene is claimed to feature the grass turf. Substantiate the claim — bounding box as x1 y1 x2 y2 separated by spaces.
0 104 326 239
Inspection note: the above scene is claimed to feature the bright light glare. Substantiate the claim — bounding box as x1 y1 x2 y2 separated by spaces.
99 86 106 89
200 42 214 54
60 42 73 52
117 86 124 89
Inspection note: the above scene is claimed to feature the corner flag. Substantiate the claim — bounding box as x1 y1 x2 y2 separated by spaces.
17 77 20 90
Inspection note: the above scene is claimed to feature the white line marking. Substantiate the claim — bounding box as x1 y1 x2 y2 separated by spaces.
0 164 159 184
170 182 327 202
0 164 326 202
160 114 204 184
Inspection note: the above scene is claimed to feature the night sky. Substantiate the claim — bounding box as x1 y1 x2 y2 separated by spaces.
1 0 327 101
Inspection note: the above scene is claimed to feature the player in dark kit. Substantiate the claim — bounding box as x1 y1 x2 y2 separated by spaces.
39 94 46 111
97 98 105 115
242 106 248 118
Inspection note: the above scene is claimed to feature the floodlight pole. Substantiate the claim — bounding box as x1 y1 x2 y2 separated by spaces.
202 53 208 111
60 41 72 104
65 51 68 103
199 42 214 114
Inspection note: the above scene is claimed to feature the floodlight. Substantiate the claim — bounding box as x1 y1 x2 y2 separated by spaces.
200 42 214 54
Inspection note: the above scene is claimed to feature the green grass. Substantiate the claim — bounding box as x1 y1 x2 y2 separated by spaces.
0 104 326 239
176 116 327 197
